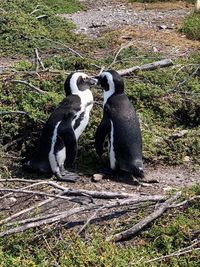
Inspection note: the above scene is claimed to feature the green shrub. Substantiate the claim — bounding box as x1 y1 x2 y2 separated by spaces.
0 0 77 55
181 11 200 40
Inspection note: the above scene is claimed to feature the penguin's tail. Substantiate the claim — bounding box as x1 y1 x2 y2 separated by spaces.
22 158 51 174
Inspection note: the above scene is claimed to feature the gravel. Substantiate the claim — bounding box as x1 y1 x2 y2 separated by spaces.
61 2 189 37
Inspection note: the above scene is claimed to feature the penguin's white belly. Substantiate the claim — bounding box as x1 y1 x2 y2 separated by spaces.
49 121 62 174
109 120 116 170
73 89 93 140
74 104 93 140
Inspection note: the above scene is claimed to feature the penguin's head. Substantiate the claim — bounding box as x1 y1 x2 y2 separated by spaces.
64 72 97 96
96 70 124 95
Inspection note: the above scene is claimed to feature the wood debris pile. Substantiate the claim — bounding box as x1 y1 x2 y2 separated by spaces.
1 178 197 242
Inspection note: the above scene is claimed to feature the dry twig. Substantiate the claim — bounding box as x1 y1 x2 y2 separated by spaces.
11 79 47 94
107 191 181 242
117 59 173 76
0 188 71 200
145 239 200 263
34 48 45 71
107 42 134 69
169 64 200 94
0 111 29 116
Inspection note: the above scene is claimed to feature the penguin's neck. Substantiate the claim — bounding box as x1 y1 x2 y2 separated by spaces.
103 89 114 106
74 89 93 107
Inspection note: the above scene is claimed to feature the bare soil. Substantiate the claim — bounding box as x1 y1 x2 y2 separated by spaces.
62 1 199 58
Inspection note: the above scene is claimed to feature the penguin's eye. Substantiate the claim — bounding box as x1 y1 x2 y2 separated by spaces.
77 76 84 84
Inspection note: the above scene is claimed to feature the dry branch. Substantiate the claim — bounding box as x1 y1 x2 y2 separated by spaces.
117 59 173 76
0 195 164 237
0 188 71 200
36 15 48 20
0 181 67 225
34 48 45 71
43 37 84 59
0 111 29 116
145 239 200 263
0 178 44 183
0 205 93 237
107 191 181 242
169 64 200 94
107 42 134 69
62 187 145 199
11 79 47 94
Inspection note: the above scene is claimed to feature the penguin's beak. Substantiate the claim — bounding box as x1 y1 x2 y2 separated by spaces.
92 76 101 87
86 77 98 85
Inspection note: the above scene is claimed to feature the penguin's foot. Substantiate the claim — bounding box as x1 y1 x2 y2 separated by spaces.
55 171 79 183
98 167 116 176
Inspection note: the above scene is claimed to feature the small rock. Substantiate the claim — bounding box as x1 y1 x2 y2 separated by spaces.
9 197 17 202
92 173 104 182
152 46 158 53
80 27 87 31
158 24 168 30
183 156 190 162
163 186 173 191
171 130 188 139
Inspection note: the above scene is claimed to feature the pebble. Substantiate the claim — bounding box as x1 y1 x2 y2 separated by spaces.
92 173 104 182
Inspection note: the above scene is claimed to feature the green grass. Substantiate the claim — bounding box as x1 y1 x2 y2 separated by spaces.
43 0 84 13
0 185 199 266
0 0 82 56
1 49 200 172
181 11 200 40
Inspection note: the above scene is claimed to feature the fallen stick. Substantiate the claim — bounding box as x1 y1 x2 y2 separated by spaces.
0 195 164 236
0 195 63 226
11 79 47 94
34 48 45 71
6 199 154 228
0 181 68 226
59 185 151 199
0 178 44 183
168 63 200 94
0 180 49 201
107 191 181 242
145 239 200 263
0 205 94 237
107 42 134 69
0 180 163 200
0 188 71 201
0 111 29 116
43 37 84 59
117 59 173 76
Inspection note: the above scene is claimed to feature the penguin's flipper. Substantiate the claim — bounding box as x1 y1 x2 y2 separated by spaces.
95 110 111 157
58 112 77 165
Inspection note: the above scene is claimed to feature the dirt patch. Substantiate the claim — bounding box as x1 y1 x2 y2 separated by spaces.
62 1 199 57
67 164 200 196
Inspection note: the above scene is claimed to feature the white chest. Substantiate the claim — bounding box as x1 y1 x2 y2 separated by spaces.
72 89 93 139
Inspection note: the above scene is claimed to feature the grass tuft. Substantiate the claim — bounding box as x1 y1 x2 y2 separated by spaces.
181 11 200 40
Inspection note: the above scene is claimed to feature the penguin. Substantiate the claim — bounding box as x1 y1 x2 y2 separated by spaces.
23 72 97 182
95 70 144 178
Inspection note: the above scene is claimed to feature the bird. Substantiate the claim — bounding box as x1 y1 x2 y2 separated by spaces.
95 69 144 179
23 72 97 182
